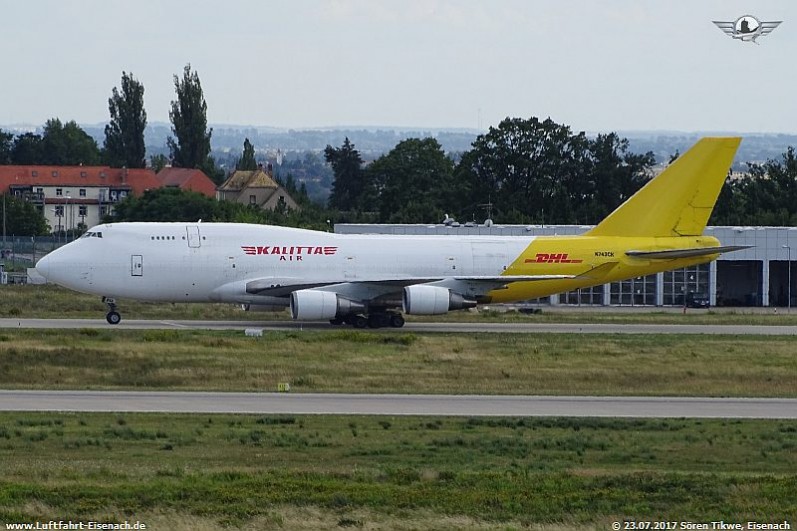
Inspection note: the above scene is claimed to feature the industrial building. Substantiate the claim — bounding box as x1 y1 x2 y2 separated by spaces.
336 224 796 308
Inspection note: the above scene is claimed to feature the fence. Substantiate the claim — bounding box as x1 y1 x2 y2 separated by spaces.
0 236 68 271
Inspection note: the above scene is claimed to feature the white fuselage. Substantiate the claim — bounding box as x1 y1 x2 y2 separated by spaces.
37 222 533 304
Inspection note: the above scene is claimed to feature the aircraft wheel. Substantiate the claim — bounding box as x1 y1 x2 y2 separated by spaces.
329 318 344 326
106 311 122 325
351 315 368 328
389 313 405 328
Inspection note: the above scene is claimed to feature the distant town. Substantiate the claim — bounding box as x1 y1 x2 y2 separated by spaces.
4 121 795 164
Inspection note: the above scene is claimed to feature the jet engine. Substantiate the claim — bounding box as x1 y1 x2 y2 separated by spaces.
290 289 365 320
402 285 477 315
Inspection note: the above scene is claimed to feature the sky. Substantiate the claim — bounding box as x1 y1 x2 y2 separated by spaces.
1 0 795 133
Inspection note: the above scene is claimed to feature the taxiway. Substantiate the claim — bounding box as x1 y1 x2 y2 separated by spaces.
1 318 796 335
1 391 795 418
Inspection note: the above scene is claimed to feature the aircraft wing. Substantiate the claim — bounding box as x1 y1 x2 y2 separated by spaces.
245 274 573 297
626 245 752 260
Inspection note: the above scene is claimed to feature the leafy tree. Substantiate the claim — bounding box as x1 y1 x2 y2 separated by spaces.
104 71 147 168
325 138 366 211
40 119 101 165
454 117 652 224
712 147 797 226
167 64 218 181
581 133 654 224
0 129 13 164
150 154 168 173
11 133 44 164
111 188 217 222
368 138 455 223
1 194 49 236
236 138 257 170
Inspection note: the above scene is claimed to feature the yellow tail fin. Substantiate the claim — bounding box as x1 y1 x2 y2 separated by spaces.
585 137 741 238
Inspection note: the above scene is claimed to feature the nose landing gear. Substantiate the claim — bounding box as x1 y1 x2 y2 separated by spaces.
103 297 121 325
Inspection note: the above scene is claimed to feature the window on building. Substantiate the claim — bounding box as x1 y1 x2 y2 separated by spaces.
79 206 87 216
80 171 87 178
31 171 38 177
610 274 657 306
56 188 63 196
562 285 604 305
663 264 709 306
36 188 43 194
249 195 257 204
55 206 64 216
79 189 86 197
52 171 58 177
100 206 107 216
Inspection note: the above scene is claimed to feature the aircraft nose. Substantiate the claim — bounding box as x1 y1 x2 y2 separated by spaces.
35 254 52 279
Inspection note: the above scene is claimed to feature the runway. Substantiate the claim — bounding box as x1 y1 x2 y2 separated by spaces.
2 318 797 335
0 390 795 418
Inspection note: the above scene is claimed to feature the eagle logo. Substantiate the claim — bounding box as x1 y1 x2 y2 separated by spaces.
713 15 782 44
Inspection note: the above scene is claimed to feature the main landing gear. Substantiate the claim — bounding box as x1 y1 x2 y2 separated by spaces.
103 297 121 325
330 312 405 329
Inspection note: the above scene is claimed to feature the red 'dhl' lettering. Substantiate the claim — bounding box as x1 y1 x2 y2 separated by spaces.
526 253 583 264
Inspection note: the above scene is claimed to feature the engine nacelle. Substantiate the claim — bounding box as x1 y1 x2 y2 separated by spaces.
402 285 477 315
290 290 365 320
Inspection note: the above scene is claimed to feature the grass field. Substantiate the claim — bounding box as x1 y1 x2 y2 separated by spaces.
2 287 796 529
4 284 797 325
0 328 796 396
0 412 795 530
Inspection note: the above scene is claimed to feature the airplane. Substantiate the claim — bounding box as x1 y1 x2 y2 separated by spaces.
35 137 747 328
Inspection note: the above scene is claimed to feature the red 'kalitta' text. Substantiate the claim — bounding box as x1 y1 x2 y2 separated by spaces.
241 245 337 261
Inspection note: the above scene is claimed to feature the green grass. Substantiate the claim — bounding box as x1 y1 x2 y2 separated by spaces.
0 413 794 529
0 329 796 396
4 284 797 324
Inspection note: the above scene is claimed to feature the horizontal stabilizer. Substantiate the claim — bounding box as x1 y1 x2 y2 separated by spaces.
626 245 752 260
575 262 619 280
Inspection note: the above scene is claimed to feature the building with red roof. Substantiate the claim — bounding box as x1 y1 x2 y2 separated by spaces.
0 165 160 233
155 168 217 198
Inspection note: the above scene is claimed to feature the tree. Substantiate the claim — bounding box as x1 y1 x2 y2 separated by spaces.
104 71 147 168
0 129 13 164
325 137 366 211
1 195 49 236
11 133 44 164
581 133 654 225
167 64 214 175
367 138 455 223
236 138 257 170
711 147 797 226
112 188 218 222
40 119 101 165
454 117 652 224
150 154 168 173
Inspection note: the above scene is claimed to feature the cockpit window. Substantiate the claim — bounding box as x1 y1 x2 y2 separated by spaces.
81 232 103 239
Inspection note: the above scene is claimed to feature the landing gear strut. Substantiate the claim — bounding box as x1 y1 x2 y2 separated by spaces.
337 312 405 329
103 297 121 325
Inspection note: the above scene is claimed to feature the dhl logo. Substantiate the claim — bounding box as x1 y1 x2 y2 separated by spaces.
526 253 583 264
